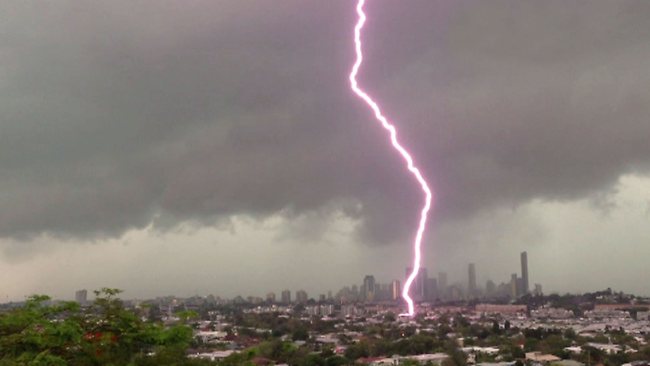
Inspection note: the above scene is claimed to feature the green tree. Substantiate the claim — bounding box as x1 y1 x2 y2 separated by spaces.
0 288 206 366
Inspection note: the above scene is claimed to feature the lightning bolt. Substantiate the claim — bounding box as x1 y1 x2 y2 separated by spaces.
349 0 433 316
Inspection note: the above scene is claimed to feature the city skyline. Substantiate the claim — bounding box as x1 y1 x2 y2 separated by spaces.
0 250 595 303
1 1 650 302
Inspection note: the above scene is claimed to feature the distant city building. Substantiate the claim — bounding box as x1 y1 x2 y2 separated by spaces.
372 283 383 301
468 263 477 298
534 283 543 296
341 304 361 317
335 286 353 303
363 275 376 302
305 305 320 316
266 292 276 303
495 282 509 297
426 278 438 301
485 280 496 297
305 305 329 316
521 251 529 295
391 280 401 300
351 285 359 300
281 290 291 304
320 304 335 316
295 290 308 303
75 289 87 305
438 272 448 300
510 273 518 299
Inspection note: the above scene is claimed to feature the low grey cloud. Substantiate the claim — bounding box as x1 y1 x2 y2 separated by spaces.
2 0 650 252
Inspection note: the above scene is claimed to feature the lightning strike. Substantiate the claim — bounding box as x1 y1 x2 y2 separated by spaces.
349 0 434 316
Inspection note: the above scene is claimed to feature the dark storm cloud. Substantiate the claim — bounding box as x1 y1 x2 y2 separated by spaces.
1 0 650 245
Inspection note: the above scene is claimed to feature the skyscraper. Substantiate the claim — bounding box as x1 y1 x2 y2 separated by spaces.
521 251 529 295
75 289 87 305
266 292 276 303
468 263 477 298
485 280 496 297
351 285 359 301
295 290 308 303
363 275 376 301
391 280 401 301
426 278 438 301
281 290 291 304
510 273 518 299
438 272 448 300
378 283 389 301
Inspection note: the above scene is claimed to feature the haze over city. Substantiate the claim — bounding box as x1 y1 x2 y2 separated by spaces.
1 0 650 302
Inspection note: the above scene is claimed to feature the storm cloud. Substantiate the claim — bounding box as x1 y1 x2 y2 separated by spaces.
2 0 650 249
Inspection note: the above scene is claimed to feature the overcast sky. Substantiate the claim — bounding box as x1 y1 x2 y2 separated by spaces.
1 0 649 301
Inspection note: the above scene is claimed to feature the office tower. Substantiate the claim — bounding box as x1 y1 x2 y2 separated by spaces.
438 272 448 300
363 275 376 301
521 251 529 295
266 292 276 303
406 267 428 301
510 274 518 299
378 283 389 301
295 290 308 303
426 278 438 301
75 289 87 305
468 263 477 298
485 280 496 297
281 290 291 304
391 280 401 300
534 283 543 296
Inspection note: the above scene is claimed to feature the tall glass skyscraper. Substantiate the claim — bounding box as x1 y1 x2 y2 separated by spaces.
520 251 529 295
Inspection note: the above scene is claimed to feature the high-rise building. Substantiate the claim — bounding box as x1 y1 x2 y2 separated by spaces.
485 280 496 297
378 283 389 301
468 263 477 298
266 292 276 303
534 283 543 296
510 273 518 299
438 272 448 300
391 280 401 301
520 251 529 295
75 289 87 305
406 267 428 301
426 278 438 301
281 290 291 304
295 290 308 303
363 275 376 302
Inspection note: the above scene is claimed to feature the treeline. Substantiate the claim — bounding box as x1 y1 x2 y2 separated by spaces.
0 288 215 366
